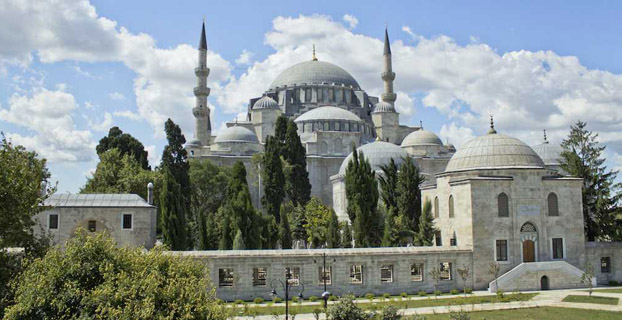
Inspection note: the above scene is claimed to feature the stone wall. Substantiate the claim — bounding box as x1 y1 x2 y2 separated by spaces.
585 242 622 285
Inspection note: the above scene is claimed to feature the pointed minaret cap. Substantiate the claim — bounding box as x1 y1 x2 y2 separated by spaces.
488 115 497 134
312 44 318 61
543 129 549 143
384 26 391 55
199 20 207 50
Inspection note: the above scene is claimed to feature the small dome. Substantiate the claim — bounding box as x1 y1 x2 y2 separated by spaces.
253 96 279 110
270 60 360 90
214 126 259 144
295 106 362 123
532 141 563 166
185 139 201 147
372 101 396 113
445 143 456 152
338 141 409 175
445 132 544 173
401 130 444 147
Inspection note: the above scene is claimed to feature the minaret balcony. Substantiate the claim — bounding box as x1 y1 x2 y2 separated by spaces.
381 92 397 102
195 67 210 77
192 106 210 117
381 71 395 81
194 86 211 96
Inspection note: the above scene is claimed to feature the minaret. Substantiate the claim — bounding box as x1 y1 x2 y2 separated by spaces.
381 27 397 105
192 20 211 146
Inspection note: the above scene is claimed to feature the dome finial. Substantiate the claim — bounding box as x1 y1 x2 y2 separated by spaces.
312 44 318 61
420 120 423 130
543 129 548 143
488 115 497 134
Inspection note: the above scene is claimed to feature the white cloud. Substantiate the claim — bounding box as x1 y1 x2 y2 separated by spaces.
0 87 95 162
144 144 159 168
342 14 358 29
109 91 125 100
235 49 253 65
439 122 475 148
88 112 113 132
113 110 141 121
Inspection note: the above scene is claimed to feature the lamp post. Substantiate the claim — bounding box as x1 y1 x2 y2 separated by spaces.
314 251 334 311
271 269 305 320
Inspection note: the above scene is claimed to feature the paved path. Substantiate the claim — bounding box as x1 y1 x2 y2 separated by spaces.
232 287 622 319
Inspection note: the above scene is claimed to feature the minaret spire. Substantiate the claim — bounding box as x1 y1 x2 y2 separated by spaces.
312 44 318 61
488 115 497 134
543 129 549 143
381 26 397 106
192 20 212 146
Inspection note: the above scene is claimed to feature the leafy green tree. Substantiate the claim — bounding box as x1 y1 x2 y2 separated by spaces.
279 208 292 249
261 136 286 223
341 223 353 248
189 159 231 250
561 120 621 241
159 119 191 250
345 145 381 247
232 228 246 250
327 295 368 320
381 206 399 247
218 211 233 250
396 157 424 233
415 198 436 246
326 209 341 248
3 231 226 320
96 126 150 170
291 205 307 246
261 215 279 249
220 162 260 249
303 197 333 248
283 120 311 206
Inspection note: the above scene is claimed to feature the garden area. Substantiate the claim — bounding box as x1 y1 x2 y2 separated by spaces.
404 307 622 320
562 295 619 305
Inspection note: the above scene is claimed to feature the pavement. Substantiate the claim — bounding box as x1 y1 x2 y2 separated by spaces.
231 287 622 319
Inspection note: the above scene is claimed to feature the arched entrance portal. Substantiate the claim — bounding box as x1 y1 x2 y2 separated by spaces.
520 222 538 263
540 276 549 290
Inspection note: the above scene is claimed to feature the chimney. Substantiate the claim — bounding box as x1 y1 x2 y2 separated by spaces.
40 181 47 198
147 182 154 205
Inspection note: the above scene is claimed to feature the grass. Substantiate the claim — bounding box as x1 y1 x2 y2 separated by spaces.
594 288 622 294
562 295 619 305
405 307 622 319
227 293 537 316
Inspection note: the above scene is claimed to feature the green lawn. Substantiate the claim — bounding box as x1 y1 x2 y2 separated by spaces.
405 307 622 320
594 288 622 294
227 293 537 317
562 295 619 305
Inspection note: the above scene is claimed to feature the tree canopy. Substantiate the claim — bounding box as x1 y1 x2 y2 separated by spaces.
96 126 150 170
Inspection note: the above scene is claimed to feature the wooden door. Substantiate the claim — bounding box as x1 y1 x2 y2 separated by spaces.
523 240 535 262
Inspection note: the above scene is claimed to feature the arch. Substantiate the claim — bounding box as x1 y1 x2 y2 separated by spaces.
520 222 537 233
540 276 549 290
448 195 454 218
434 197 439 218
497 192 509 217
548 192 559 216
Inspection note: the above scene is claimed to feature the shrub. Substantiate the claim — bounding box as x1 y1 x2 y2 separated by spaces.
273 297 283 303
234 299 244 305
382 293 391 299
400 292 408 298
464 288 473 294
496 289 505 300
309 296 319 302
253 297 264 304
327 295 368 320
292 296 300 303
608 280 619 286
328 295 337 301
450 289 460 295
433 290 442 296
378 305 402 320
418 291 427 297
365 293 375 300
449 310 471 320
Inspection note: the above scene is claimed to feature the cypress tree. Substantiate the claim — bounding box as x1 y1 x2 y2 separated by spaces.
341 223 353 248
326 209 341 248
379 159 399 212
381 206 399 247
159 119 190 250
224 162 260 249
415 198 436 246
274 115 289 143
261 136 286 223
283 120 312 206
261 215 279 249
279 209 292 249
561 121 622 240
232 228 245 250
219 212 232 250
292 206 307 247
396 157 424 233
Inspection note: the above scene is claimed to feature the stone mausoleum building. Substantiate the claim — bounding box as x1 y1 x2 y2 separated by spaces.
34 22 622 301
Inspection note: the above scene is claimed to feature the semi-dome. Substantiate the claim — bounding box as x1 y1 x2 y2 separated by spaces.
294 106 362 123
532 141 563 166
253 96 279 110
338 141 409 175
270 60 360 90
445 131 545 173
372 101 396 113
401 130 444 147
185 138 201 147
214 126 259 144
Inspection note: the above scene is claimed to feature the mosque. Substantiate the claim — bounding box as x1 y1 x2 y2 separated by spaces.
35 22 622 300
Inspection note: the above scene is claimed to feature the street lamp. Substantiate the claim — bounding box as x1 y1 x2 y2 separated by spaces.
270 269 305 320
315 251 335 311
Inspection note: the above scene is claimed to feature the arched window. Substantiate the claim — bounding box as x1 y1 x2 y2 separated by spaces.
548 193 559 216
498 193 509 217
434 197 439 218
520 222 537 233
335 121 340 131
449 195 454 218
324 122 329 131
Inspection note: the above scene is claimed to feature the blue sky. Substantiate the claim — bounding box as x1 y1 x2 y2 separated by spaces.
2 0 622 193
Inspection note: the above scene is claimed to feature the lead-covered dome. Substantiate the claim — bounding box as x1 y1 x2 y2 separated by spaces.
214 126 259 144
253 96 279 110
401 130 443 147
295 106 362 123
338 141 409 175
445 132 544 173
532 141 563 166
270 60 360 90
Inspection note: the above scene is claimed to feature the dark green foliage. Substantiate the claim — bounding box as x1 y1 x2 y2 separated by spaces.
283 120 311 206
233 228 245 250
415 198 436 246
560 121 622 241
381 205 399 247
379 159 399 212
396 157 424 234
291 205 308 244
189 159 231 249
261 136 285 223
159 119 190 250
3 231 226 320
261 215 279 249
96 126 150 170
327 295 368 320
274 115 289 142
279 208 292 249
219 212 233 250
326 209 341 248
345 145 381 247
341 223 353 248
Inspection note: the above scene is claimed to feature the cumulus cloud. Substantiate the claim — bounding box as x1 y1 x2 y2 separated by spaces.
88 112 114 132
342 14 358 29
0 87 95 162
235 49 253 65
439 122 475 148
113 110 141 121
109 92 125 100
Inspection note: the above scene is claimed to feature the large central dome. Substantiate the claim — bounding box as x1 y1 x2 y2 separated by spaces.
270 60 361 90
